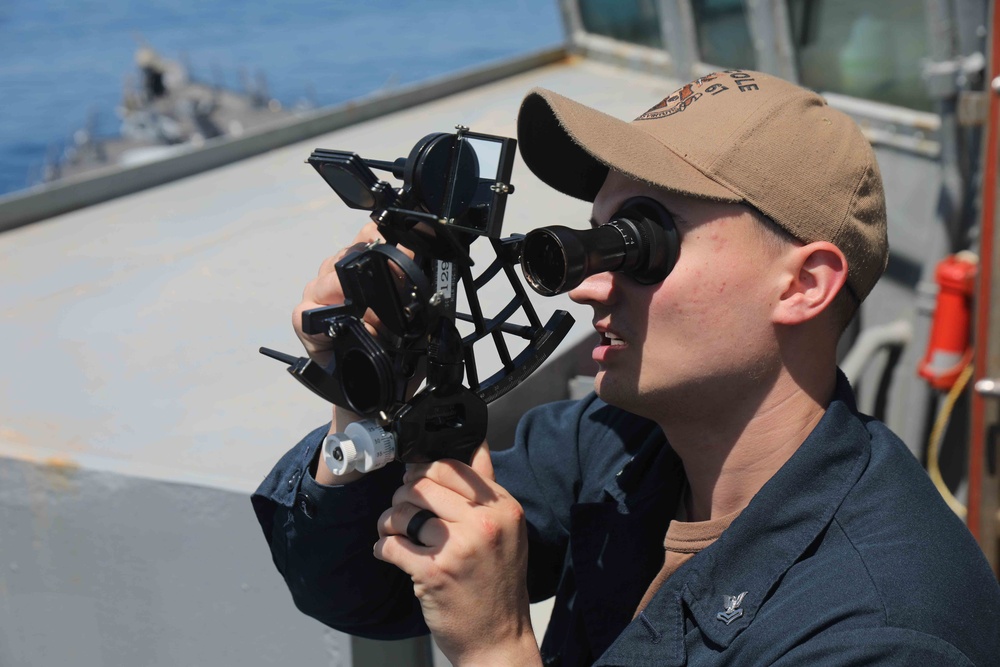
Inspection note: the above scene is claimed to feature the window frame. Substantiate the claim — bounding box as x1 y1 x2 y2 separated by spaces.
558 0 943 158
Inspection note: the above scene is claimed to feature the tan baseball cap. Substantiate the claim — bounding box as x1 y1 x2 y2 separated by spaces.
517 69 888 301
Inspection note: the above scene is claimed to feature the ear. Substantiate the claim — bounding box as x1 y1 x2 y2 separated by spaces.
772 242 848 326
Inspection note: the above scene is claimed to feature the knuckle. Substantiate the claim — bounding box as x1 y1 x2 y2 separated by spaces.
408 477 434 497
418 561 445 589
299 278 317 304
372 537 388 561
478 515 503 548
505 501 526 525
380 537 405 568
402 463 430 486
292 299 309 322
452 538 476 561
318 253 341 276
390 484 411 507
414 461 442 484
435 459 461 477
390 503 413 527
375 510 391 538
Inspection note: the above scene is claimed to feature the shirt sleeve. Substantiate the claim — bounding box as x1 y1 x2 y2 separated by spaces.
250 396 622 636
494 392 652 603
769 627 975 666
251 424 428 639
493 397 589 602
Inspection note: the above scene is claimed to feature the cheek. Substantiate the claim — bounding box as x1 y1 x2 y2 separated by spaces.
660 235 732 310
650 263 764 333
641 277 711 338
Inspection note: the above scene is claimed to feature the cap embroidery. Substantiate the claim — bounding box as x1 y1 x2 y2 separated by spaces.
635 70 761 121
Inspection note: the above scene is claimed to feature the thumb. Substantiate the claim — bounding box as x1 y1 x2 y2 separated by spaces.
469 440 494 481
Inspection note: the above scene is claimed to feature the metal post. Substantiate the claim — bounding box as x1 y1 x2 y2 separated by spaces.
969 0 1000 575
658 0 699 79
744 0 798 81
923 0 966 251
558 0 585 52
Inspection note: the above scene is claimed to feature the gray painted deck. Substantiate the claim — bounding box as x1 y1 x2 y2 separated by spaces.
0 58 676 488
0 57 679 666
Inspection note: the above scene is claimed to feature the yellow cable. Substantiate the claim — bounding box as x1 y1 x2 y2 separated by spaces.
926 363 975 518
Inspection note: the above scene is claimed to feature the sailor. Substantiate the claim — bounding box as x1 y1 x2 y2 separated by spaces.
135 47 167 100
253 70 1000 665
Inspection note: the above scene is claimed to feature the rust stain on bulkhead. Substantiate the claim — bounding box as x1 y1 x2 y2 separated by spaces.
40 456 81 495
44 457 81 473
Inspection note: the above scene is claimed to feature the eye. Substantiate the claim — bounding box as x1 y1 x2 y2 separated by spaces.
665 209 690 235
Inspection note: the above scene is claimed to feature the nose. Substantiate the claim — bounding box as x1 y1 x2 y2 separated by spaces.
568 270 616 307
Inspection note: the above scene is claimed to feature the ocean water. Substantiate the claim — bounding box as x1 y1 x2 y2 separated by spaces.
0 0 563 197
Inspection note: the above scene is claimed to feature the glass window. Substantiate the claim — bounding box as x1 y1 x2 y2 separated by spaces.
578 0 663 49
691 0 758 69
788 0 931 111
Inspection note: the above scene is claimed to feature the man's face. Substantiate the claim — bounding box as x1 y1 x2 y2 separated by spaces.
569 171 789 421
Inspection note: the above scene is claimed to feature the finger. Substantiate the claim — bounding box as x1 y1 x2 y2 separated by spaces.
469 441 495 482
291 301 336 361
314 222 385 281
373 534 424 575
400 455 498 505
351 222 418 263
292 298 378 356
351 222 417 262
403 440 496 484
304 267 349 306
391 477 475 523
316 246 351 279
377 502 446 546
351 221 384 247
402 462 430 485
298 269 381 334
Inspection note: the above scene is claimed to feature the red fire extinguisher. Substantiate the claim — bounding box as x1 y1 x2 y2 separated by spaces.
918 251 978 391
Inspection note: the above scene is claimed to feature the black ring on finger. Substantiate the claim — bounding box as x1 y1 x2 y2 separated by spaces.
405 509 436 547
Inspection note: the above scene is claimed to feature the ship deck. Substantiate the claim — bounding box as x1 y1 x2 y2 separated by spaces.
0 56 678 491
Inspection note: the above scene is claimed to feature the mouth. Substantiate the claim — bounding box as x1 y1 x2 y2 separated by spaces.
600 332 627 347
593 327 626 364
595 320 628 347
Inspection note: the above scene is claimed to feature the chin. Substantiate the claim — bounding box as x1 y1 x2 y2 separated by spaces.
595 370 694 423
593 372 643 414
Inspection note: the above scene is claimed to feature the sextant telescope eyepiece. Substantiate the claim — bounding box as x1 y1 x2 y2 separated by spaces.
520 196 680 296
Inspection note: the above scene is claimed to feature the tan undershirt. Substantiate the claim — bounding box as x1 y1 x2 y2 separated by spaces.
634 506 742 617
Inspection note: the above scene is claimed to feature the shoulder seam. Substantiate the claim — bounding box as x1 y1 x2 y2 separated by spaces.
831 516 889 626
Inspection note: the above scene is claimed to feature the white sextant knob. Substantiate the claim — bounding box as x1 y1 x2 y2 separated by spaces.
322 420 396 476
326 438 358 476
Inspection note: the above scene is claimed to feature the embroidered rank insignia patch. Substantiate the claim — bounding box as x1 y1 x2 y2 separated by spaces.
716 591 748 625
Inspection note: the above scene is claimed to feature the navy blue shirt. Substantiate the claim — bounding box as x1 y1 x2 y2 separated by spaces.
253 375 1000 665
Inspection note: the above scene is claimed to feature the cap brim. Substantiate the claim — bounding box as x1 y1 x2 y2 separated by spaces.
517 88 740 204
